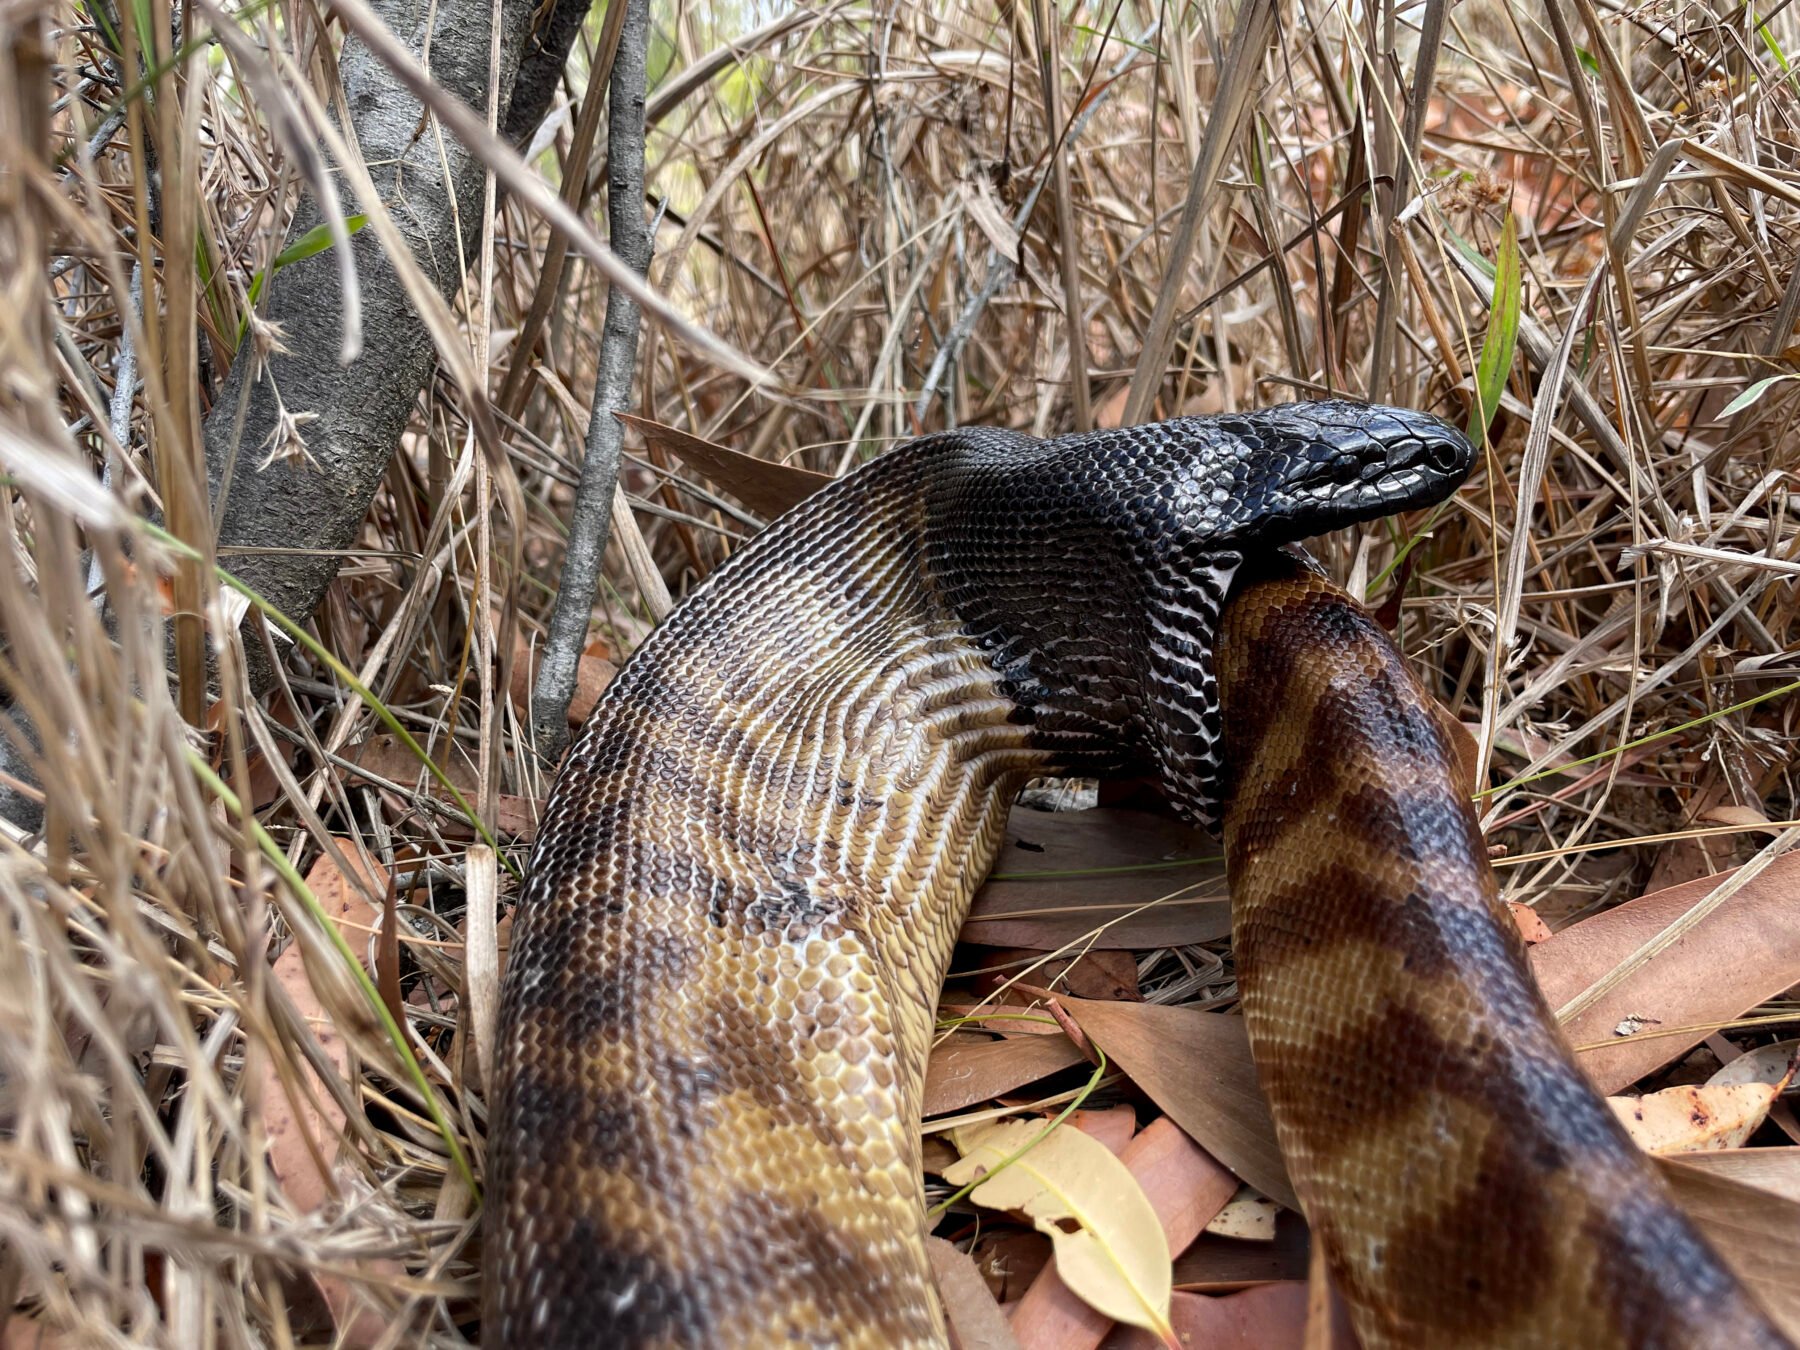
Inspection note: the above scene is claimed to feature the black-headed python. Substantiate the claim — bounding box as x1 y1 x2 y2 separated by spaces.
484 402 1790 1348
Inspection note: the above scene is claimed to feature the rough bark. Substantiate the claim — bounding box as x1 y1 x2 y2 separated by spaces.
205 0 538 686
1 0 586 831
504 0 591 147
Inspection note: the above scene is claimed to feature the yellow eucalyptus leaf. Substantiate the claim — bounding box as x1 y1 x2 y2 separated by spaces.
1609 1082 1779 1155
1203 1186 1279 1240
946 1118 1172 1339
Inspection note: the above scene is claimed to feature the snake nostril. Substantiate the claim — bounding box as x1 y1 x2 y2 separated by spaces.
1424 436 1461 473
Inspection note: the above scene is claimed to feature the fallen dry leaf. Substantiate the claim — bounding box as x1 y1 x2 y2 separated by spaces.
927 1236 1023 1350
1609 1083 1779 1154
1643 833 1732 897
972 947 1143 1002
1174 1215 1312 1292
1116 1118 1243 1257
510 629 618 726
1710 1039 1800 1142
1060 996 1296 1211
948 1118 1174 1341
1708 1039 1799 1091
922 1135 960 1177
1701 804 1777 830
262 847 379 1213
260 846 394 1345
344 733 538 840
346 732 472 795
1531 852 1800 1093
567 656 620 725
1657 1158 1800 1341
964 808 1229 952
1007 1117 1239 1350
1068 1105 1139 1156
1099 1283 1311 1350
1641 784 1746 895
924 1034 1086 1119
938 1001 1069 1035
969 1229 1054 1303
1204 1188 1280 1241
492 794 538 840
1665 1147 1800 1203
617 411 831 519
1507 902 1552 944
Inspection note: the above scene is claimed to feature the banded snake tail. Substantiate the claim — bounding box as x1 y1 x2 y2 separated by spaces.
1217 551 1790 1349
484 402 1787 1347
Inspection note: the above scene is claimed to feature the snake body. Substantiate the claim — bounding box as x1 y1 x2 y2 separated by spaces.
1218 552 1789 1348
486 403 1786 1347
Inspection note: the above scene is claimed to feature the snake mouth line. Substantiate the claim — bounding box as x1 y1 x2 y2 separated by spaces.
1324 464 1452 512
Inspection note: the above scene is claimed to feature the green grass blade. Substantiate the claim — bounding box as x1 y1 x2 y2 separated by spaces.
926 1044 1109 1218
1469 211 1521 447
186 753 479 1196
1720 373 1797 418
238 215 369 342
138 519 521 877
1754 8 1792 72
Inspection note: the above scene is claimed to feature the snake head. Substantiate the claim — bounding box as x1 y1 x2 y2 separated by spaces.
1196 400 1476 544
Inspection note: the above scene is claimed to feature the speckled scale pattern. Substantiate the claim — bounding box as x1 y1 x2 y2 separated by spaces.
1216 552 1791 1350
486 402 1483 1347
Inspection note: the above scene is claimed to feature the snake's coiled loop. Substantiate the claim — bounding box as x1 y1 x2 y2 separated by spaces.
486 404 1786 1348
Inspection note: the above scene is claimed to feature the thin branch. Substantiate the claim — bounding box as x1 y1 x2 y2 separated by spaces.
530 0 651 764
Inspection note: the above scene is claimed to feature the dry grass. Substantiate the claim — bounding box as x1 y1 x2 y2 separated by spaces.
4 0 1799 1343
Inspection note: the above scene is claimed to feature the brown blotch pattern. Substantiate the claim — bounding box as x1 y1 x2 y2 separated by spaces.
486 437 1790 1350
1218 555 1791 1350
485 446 1059 1347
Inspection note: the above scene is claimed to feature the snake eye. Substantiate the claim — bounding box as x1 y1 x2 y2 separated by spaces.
1351 441 1389 481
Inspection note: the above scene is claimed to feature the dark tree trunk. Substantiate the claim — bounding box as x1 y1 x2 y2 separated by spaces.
204 0 574 687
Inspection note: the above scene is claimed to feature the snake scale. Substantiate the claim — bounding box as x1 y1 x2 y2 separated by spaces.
1219 551 1788 1349
486 402 1789 1347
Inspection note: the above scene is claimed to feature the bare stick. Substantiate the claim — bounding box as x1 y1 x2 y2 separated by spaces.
530 0 651 764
